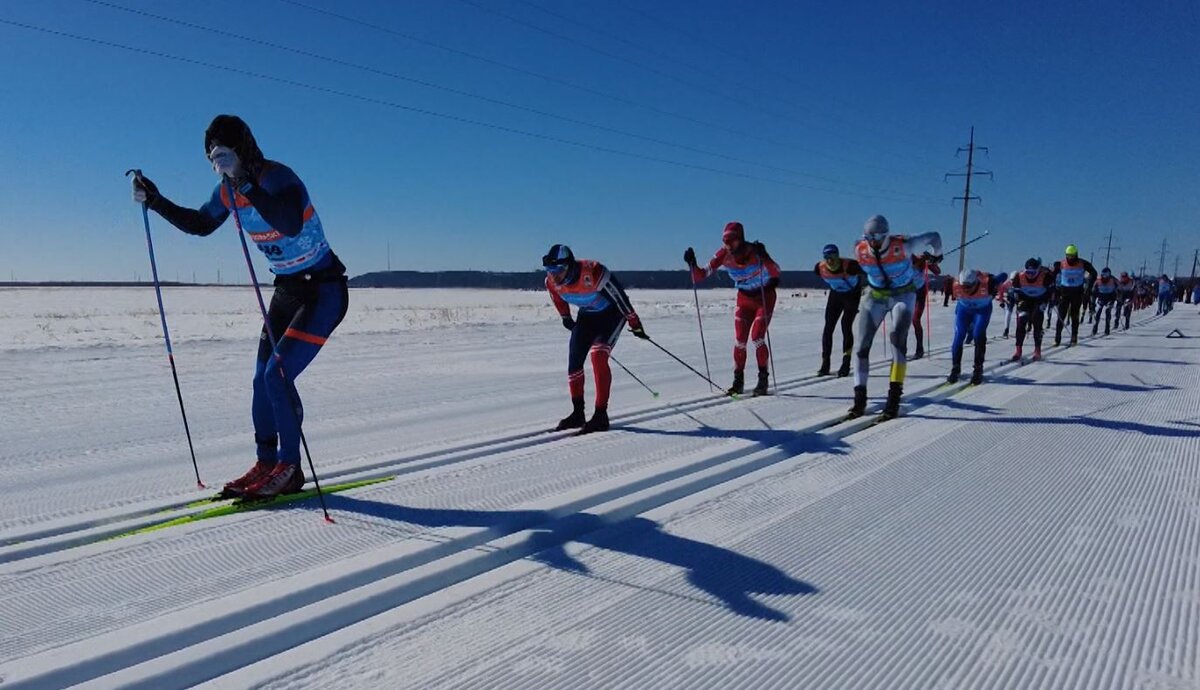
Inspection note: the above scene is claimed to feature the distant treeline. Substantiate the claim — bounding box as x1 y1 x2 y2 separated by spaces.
349 270 832 290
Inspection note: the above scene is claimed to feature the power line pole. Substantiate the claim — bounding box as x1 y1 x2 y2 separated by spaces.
945 126 992 274
1100 229 1120 269
1155 238 1169 275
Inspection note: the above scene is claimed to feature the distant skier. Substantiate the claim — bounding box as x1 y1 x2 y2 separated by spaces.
131 114 348 499
848 215 942 420
909 253 942 359
949 268 1008 385
1091 268 1119 335
685 222 781 396
813 244 864 376
1010 258 1053 362
1051 245 1098 346
1157 275 1175 315
1116 271 1136 330
998 276 1016 338
544 244 647 434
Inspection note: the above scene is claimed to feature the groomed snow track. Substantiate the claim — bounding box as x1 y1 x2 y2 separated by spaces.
1 305 1196 690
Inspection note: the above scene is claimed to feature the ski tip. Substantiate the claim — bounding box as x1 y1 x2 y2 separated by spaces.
652 392 660 398
323 515 336 524
196 481 207 490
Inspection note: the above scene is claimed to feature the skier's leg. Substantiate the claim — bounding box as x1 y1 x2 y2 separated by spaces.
262 281 349 465
911 287 926 357
839 293 859 376
853 294 885 388
820 294 839 372
749 289 775 372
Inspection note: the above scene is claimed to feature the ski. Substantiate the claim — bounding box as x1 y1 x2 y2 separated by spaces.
112 476 395 540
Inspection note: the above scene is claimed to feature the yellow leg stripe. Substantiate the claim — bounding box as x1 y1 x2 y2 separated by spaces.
890 362 907 383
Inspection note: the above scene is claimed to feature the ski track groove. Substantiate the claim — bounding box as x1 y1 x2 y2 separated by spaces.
241 315 1197 690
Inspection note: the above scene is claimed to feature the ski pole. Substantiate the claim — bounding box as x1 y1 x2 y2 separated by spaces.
225 179 332 523
645 337 736 396
126 169 204 489
689 271 714 391
759 280 778 394
924 265 933 356
941 230 990 259
610 354 659 398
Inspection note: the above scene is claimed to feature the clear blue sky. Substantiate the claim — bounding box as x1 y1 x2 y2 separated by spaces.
1 0 1197 282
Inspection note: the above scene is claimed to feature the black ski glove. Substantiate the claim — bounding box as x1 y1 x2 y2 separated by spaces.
628 314 649 339
130 173 162 209
561 315 575 331
684 247 697 268
753 241 771 260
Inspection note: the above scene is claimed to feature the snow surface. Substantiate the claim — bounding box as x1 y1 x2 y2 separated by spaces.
0 286 1196 690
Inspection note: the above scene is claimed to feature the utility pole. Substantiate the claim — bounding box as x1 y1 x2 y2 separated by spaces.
945 126 992 273
1100 229 1120 269
1155 238 1169 276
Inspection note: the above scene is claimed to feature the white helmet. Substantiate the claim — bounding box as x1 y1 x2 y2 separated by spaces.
863 215 889 247
958 268 979 287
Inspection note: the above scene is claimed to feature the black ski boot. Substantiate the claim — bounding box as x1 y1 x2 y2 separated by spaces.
556 397 586 431
880 382 903 420
817 356 831 376
970 368 983 385
971 341 987 384
578 406 609 435
947 365 961 384
727 370 745 396
847 385 868 418
752 370 770 396
912 343 924 360
837 356 851 378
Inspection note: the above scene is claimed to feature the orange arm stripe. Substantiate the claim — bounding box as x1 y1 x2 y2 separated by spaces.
283 328 328 346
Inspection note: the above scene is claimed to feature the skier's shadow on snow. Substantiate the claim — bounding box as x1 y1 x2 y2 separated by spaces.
992 373 1176 394
615 427 850 457
329 497 818 622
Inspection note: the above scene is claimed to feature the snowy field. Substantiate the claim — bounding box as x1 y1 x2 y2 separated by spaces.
0 286 1197 690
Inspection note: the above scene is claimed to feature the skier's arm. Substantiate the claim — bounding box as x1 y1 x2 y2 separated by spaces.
903 231 943 258
142 181 229 237
545 275 571 318
603 271 648 337
690 247 726 283
988 272 1009 297
234 165 307 237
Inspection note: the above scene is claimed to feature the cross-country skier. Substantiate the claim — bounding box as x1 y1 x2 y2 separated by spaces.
1051 245 1098 346
1116 271 1136 330
1010 258 1053 362
910 253 943 359
131 115 348 499
685 222 781 396
847 215 942 420
544 244 648 434
1157 275 1175 315
814 244 864 376
1091 268 1119 335
998 276 1016 338
949 268 1009 385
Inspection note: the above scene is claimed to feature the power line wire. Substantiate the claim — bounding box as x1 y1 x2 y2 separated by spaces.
464 0 940 171
0 17 945 204
79 0 942 202
608 0 946 165
275 0 922 179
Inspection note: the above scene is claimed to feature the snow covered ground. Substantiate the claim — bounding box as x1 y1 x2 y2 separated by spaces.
0 287 1196 689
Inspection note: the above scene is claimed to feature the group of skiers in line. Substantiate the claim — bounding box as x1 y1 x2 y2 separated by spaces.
127 114 1181 501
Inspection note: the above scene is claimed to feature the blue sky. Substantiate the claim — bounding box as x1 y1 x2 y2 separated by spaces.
1 0 1197 282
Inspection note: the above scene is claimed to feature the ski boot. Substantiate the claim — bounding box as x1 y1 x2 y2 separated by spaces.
579 406 609 435
221 460 275 498
1031 348 1043 361
847 386 868 419
947 365 961 384
556 397 586 431
727 370 745 396
1069 334 1078 347
912 344 924 360
970 368 983 385
817 357 831 376
752 370 770 396
836 359 851 378
880 382 903 420
1003 328 1010 339
1010 346 1022 362
245 463 304 499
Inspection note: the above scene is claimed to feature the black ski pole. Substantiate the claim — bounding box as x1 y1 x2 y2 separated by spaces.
942 230 990 259
610 354 659 398
645 337 737 397
127 169 204 489
225 180 332 523
689 271 714 391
